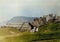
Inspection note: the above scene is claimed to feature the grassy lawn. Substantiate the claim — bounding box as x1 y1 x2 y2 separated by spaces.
0 23 60 42
5 32 60 42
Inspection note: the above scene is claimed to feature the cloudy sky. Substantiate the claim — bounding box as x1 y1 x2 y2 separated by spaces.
0 0 60 24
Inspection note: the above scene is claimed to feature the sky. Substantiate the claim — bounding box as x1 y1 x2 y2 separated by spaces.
0 0 60 24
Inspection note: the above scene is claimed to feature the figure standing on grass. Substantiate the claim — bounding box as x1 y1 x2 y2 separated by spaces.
28 22 38 32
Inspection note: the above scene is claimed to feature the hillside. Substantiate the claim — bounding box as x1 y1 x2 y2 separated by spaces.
0 28 20 36
4 22 60 42
7 16 35 24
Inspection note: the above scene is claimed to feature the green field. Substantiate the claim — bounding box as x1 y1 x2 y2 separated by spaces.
0 23 60 42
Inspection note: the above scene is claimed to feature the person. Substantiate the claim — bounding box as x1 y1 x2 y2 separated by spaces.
29 22 39 32
28 22 34 32
35 27 38 32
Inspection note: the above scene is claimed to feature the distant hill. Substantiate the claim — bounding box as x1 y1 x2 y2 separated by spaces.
7 16 35 24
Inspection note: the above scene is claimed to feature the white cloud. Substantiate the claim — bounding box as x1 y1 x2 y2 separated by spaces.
0 0 60 23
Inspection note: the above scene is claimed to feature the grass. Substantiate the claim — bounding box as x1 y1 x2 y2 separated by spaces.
5 32 60 42
1 23 60 42
0 28 20 36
